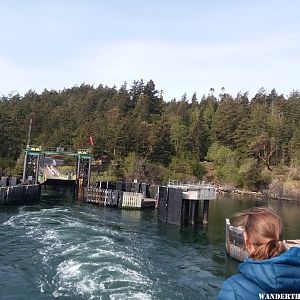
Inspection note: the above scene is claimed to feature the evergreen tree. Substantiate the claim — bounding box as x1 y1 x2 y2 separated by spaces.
212 94 245 148
289 128 300 166
150 118 174 166
143 79 163 116
187 107 209 160
129 79 144 108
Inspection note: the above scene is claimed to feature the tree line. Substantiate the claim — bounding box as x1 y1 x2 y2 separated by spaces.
1 80 300 190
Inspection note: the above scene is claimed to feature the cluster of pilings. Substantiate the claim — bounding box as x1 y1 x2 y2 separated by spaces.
158 185 216 226
84 188 121 207
84 181 156 209
95 181 151 198
0 184 41 205
85 188 147 208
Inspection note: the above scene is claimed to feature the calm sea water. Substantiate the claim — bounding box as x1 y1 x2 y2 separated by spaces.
0 191 299 300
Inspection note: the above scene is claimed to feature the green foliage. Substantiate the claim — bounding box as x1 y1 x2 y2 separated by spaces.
212 95 241 147
13 153 25 176
249 132 276 170
237 158 271 190
122 152 146 181
206 142 238 165
150 118 174 166
169 153 205 180
187 107 209 160
122 153 169 184
144 162 168 184
56 166 76 175
260 168 273 187
289 128 300 167
206 142 272 189
206 142 240 183
90 171 118 184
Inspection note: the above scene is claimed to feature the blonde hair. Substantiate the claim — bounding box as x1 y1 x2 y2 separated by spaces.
232 206 286 260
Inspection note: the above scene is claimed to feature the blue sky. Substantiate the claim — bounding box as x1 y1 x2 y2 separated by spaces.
1 0 300 100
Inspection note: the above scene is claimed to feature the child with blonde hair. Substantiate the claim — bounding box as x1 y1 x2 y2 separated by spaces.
217 206 300 299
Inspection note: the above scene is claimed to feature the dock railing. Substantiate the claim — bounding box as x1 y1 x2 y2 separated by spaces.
167 179 216 201
168 179 215 190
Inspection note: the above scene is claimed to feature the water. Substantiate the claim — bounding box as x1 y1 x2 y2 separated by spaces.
0 191 299 300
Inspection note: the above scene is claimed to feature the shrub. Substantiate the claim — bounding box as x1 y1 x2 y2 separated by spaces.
206 142 240 184
168 153 205 180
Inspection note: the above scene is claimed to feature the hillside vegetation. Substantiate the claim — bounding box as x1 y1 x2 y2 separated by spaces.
1 81 300 191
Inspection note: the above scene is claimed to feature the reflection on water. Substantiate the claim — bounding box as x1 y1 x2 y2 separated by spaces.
0 191 299 299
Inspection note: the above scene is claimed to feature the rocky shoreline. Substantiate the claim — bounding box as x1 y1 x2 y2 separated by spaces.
216 185 265 198
216 179 300 201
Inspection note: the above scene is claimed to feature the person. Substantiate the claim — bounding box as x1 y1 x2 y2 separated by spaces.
217 206 300 299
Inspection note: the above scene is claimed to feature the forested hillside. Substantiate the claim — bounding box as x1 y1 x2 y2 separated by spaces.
1 80 300 190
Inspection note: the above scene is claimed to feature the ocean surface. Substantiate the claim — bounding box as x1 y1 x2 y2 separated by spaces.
0 190 299 300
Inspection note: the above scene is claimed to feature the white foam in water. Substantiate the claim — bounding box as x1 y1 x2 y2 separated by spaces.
37 229 64 263
3 211 30 226
61 244 81 255
52 290 62 298
52 259 100 298
88 249 140 268
3 215 17 227
2 205 156 299
62 217 86 229
41 229 61 243
101 265 149 285
3 208 58 228
56 259 82 279
49 254 153 298
109 292 153 300
3 209 70 265
38 281 45 293
76 276 98 295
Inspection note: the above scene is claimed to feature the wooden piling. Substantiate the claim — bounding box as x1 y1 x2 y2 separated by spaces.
158 186 168 223
167 188 182 226
0 187 7 204
190 200 196 225
202 200 209 225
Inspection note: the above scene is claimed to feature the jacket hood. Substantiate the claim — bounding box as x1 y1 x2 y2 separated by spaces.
239 247 300 293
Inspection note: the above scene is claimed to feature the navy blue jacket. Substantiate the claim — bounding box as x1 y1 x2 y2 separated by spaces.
217 247 300 300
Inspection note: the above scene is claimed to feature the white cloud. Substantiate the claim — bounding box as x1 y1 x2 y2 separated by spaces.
71 33 300 99
1 32 299 100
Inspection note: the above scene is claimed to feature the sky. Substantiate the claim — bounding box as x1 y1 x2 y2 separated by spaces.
0 0 300 101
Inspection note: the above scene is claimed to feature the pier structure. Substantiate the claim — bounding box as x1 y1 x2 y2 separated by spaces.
0 145 94 205
22 145 92 194
158 180 217 226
